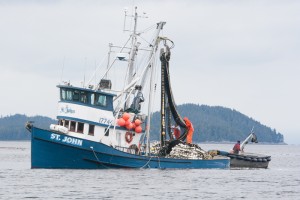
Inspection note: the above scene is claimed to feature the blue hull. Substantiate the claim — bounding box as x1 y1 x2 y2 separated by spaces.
30 127 229 169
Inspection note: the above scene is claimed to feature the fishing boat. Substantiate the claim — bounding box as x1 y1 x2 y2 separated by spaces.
26 7 229 169
212 129 271 168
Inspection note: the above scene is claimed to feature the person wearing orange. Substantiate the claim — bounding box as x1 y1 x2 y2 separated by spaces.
184 117 194 144
232 140 241 154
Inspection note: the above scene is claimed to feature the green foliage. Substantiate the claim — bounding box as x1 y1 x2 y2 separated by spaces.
0 114 56 140
150 103 284 143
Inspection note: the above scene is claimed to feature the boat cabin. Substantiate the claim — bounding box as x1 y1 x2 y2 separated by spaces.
54 84 116 142
54 84 143 149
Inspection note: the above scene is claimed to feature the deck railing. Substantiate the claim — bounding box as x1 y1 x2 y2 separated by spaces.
115 145 147 155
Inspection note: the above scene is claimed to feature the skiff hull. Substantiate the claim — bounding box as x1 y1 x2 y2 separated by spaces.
217 151 271 169
228 153 271 169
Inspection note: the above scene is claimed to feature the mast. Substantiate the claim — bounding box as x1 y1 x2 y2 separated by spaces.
125 6 139 109
145 22 166 155
105 43 113 79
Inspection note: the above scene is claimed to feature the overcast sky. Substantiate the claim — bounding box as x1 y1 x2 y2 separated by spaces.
0 0 299 144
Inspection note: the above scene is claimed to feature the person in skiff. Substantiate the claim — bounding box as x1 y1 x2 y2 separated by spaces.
183 117 194 144
232 140 241 154
171 123 181 140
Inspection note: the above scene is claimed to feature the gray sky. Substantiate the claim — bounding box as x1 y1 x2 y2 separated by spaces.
1 0 299 144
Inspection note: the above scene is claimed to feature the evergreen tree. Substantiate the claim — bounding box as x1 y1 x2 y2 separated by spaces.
0 114 56 140
150 103 284 143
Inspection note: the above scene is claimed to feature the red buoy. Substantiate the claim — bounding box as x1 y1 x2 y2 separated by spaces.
135 126 142 133
122 113 130 121
132 122 136 129
126 123 133 130
134 119 141 126
117 118 125 126
125 119 131 126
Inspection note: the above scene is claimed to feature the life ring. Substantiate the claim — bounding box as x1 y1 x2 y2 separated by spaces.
125 132 133 143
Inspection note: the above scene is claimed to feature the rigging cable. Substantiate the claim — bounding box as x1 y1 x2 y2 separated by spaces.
90 146 110 169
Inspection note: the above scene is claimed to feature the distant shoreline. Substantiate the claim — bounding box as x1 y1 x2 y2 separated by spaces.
198 141 287 145
0 139 287 145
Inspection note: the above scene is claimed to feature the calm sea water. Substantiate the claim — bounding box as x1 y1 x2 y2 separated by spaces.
0 141 299 200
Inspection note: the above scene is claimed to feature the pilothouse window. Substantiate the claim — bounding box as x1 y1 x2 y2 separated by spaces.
73 90 80 101
60 88 109 108
80 91 87 103
91 93 106 106
91 94 95 105
61 88 89 104
66 90 72 101
95 94 106 106
61 89 66 100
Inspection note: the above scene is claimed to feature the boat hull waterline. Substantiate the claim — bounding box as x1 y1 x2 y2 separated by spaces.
31 127 230 169
227 153 270 169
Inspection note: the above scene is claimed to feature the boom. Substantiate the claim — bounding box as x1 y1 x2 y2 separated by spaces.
241 128 258 152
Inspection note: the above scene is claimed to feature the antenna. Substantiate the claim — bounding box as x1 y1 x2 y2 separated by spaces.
94 60 97 87
60 56 66 84
83 57 87 87
123 7 129 32
123 6 148 33
106 43 113 78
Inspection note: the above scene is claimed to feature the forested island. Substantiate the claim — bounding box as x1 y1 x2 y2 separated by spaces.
0 114 56 140
0 104 284 143
150 104 284 143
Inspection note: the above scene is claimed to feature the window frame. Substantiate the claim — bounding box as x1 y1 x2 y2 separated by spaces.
77 122 84 133
80 91 88 103
94 94 107 107
73 90 80 101
88 124 95 136
64 120 69 129
61 89 66 100
70 121 76 132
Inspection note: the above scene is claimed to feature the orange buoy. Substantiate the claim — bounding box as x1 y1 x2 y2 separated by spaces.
126 123 133 130
117 118 125 126
125 119 131 126
122 113 130 121
135 126 142 133
131 123 136 129
134 119 141 126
